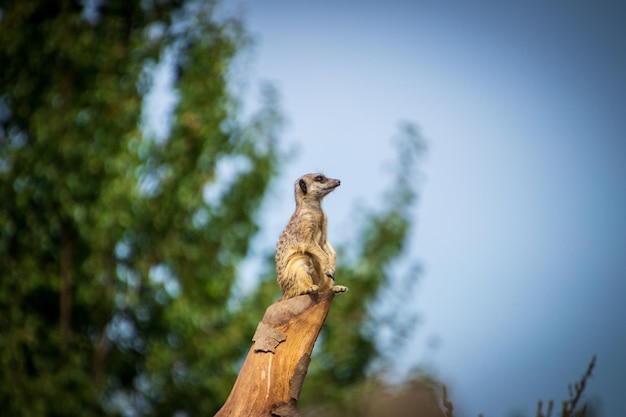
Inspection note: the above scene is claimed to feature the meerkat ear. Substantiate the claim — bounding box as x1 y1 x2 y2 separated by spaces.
299 179 308 194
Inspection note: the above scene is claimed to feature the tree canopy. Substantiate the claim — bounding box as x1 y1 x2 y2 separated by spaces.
0 1 423 416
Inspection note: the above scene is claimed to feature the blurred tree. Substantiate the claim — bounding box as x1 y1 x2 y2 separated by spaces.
0 1 424 417
0 1 280 416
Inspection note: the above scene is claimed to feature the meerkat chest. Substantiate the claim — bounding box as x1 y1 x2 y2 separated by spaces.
296 209 327 244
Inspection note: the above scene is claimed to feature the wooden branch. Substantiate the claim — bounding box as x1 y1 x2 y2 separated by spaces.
215 291 335 417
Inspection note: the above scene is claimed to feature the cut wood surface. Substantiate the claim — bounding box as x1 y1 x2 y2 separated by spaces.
214 291 335 417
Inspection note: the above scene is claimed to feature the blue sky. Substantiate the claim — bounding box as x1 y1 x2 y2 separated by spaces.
211 1 626 415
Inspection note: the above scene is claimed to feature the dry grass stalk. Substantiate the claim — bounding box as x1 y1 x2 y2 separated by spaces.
535 354 596 417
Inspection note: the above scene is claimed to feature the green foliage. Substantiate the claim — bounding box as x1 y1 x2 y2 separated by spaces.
0 1 424 416
1 1 279 416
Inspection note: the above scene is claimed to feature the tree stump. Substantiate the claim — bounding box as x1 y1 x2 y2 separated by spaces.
214 291 335 417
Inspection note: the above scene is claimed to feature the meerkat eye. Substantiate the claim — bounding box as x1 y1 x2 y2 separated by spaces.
314 175 324 182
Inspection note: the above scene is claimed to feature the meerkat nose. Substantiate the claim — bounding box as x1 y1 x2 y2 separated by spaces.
337 180 341 185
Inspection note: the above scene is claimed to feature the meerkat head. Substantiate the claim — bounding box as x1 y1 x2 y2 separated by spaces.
294 173 340 203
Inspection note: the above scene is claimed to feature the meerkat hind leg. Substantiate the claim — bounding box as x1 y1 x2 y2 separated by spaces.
291 256 320 296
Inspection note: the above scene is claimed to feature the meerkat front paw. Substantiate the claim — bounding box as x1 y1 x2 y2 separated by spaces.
331 285 348 293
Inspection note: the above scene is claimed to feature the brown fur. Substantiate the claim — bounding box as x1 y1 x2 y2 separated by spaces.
275 173 348 300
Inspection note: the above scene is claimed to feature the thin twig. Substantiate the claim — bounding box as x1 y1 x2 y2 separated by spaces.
441 384 454 417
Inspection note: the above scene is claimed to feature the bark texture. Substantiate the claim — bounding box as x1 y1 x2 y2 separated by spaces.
215 291 335 417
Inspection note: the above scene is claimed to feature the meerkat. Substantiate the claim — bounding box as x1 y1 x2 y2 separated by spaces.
275 173 348 300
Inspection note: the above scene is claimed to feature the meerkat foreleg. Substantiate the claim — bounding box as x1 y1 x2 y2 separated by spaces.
298 242 333 280
323 241 337 279
308 242 347 294
322 242 346 292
